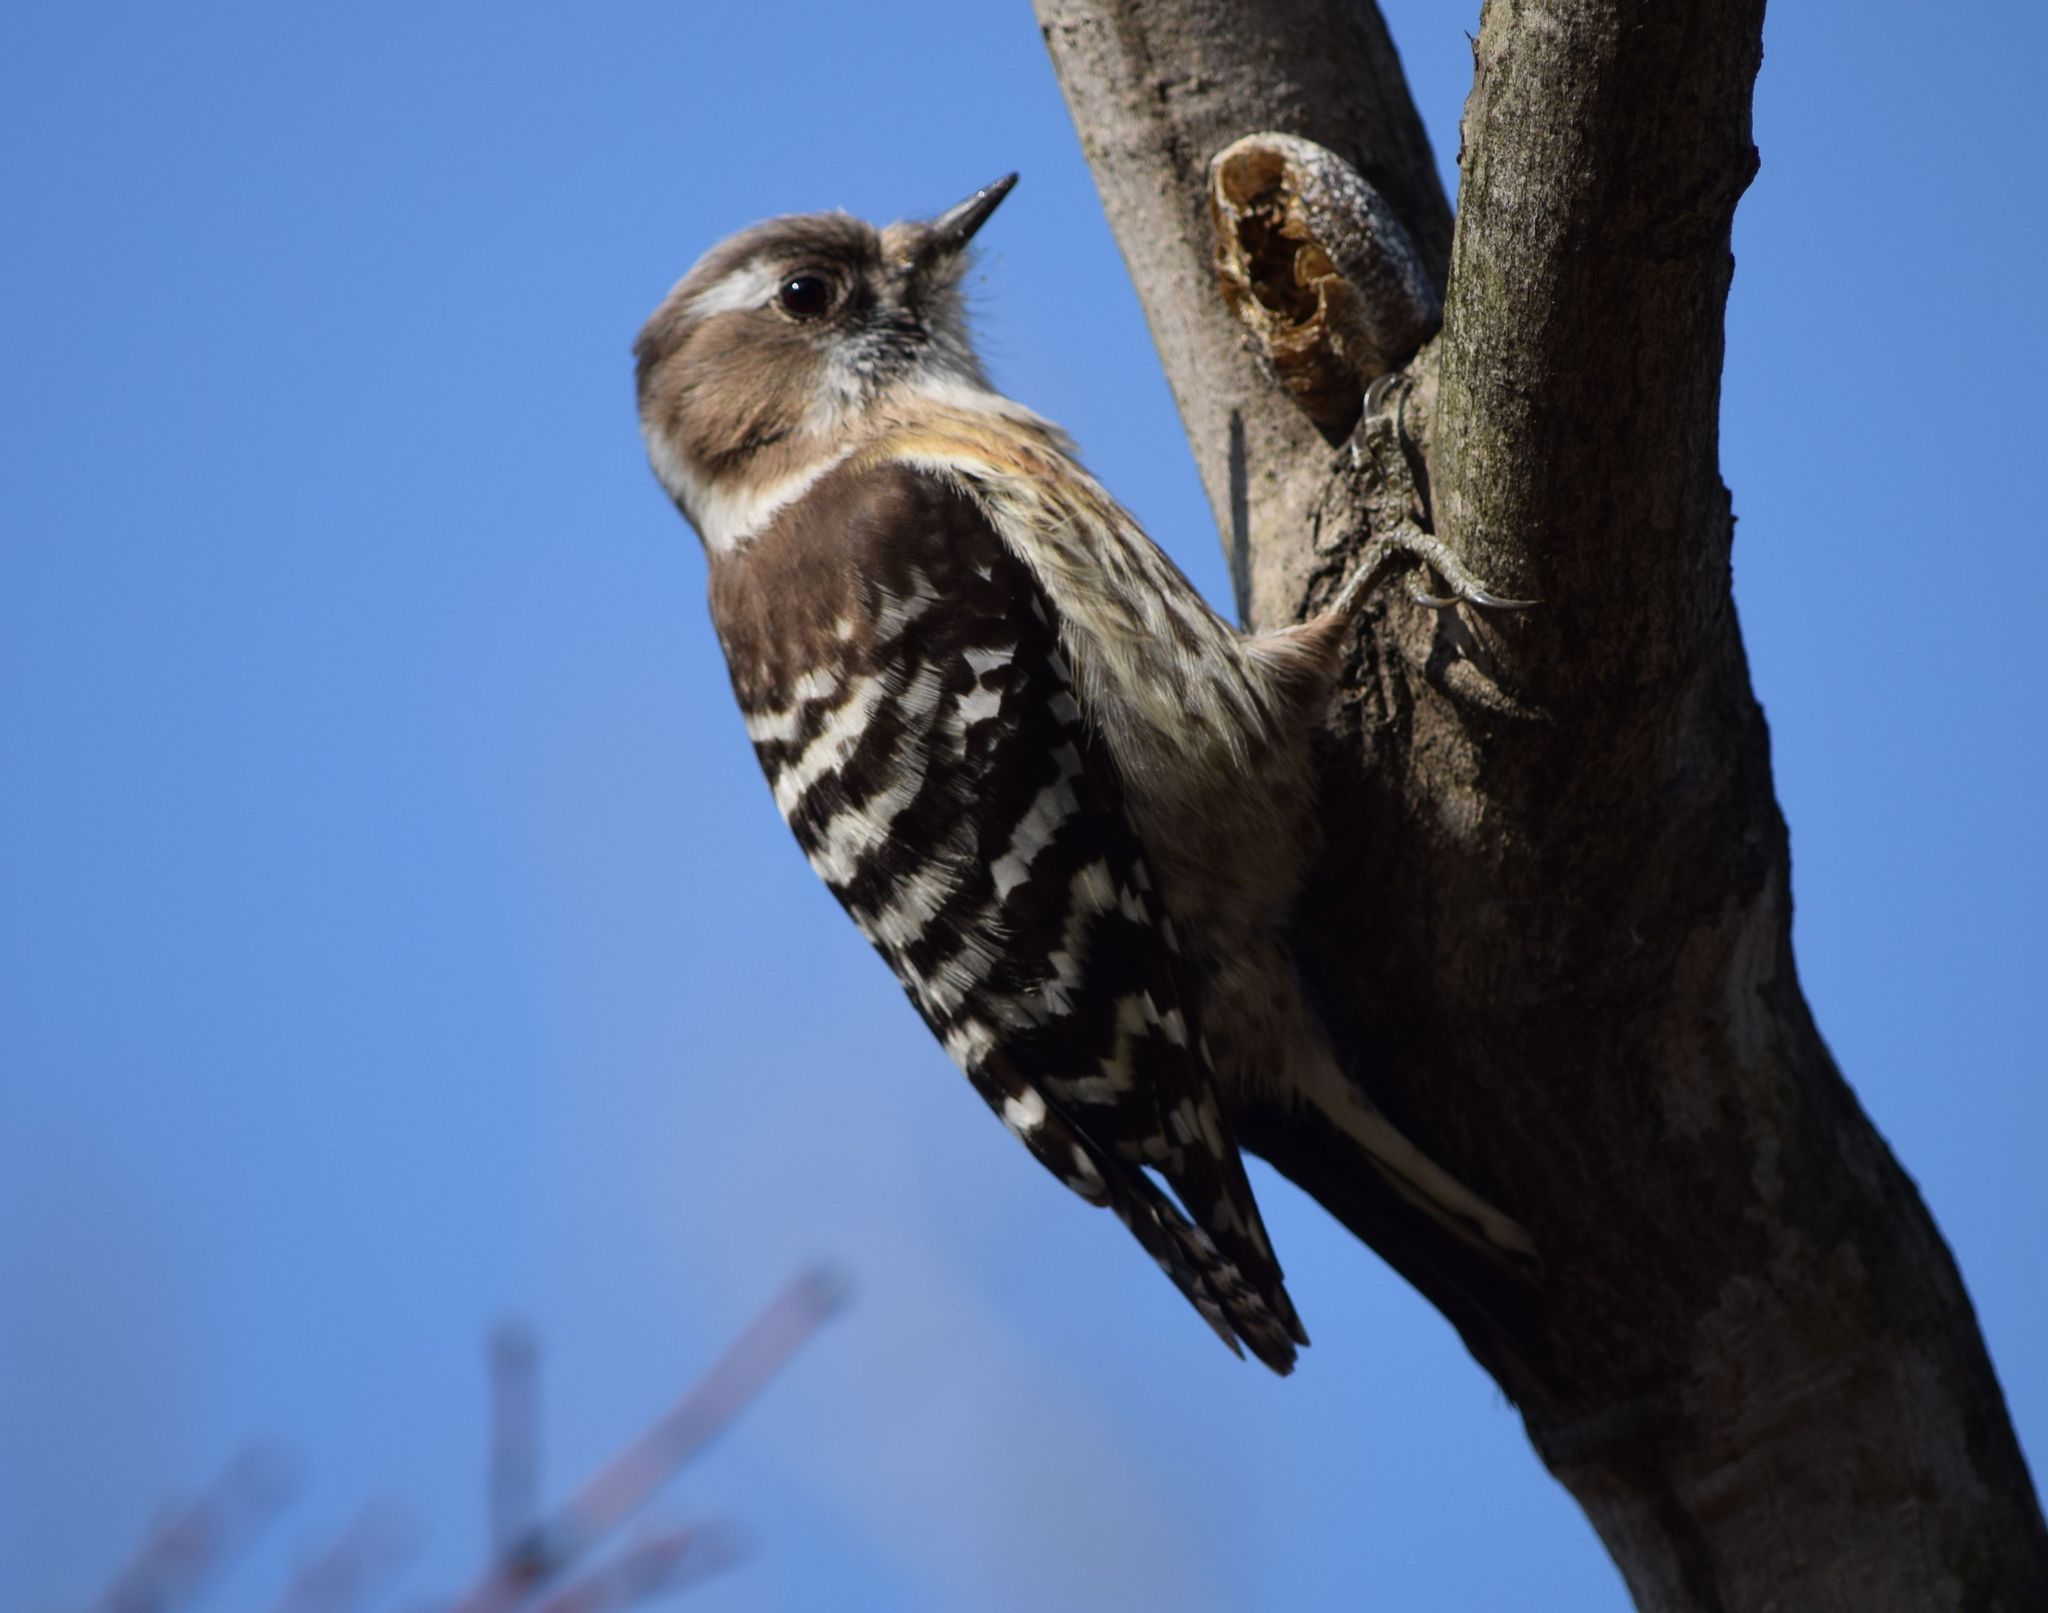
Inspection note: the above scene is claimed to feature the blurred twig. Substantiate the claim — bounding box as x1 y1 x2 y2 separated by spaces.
81 1271 841 1612
94 1444 300 1613
265 1504 418 1613
448 1268 844 1613
489 1323 541 1561
528 1524 743 1613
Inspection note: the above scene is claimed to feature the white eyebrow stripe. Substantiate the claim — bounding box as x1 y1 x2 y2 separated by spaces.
683 261 784 320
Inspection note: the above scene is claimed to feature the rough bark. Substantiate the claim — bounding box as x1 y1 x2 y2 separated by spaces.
1033 2 2048 1609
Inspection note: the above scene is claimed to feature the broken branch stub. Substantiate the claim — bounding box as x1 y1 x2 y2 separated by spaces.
1209 133 1441 444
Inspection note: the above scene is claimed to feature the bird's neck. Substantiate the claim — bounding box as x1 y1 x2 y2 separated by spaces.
676 373 1066 556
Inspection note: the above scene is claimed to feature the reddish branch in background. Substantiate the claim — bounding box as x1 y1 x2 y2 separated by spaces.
264 1507 417 1613
94 1445 301 1613
84 1270 842 1613
449 1270 842 1613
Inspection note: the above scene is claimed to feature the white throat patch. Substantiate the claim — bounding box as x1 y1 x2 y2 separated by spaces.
645 428 850 555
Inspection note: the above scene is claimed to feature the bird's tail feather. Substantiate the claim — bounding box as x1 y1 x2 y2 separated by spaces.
969 1055 1301 1372
1302 1052 1542 1279
1097 1154 1301 1375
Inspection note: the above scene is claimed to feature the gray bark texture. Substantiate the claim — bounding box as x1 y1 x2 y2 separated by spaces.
1032 2 2048 1608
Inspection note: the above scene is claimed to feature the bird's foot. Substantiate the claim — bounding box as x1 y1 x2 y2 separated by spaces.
1330 523 1539 617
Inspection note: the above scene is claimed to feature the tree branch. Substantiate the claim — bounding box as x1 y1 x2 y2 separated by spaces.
1034 1 2048 1607
1036 0 1449 629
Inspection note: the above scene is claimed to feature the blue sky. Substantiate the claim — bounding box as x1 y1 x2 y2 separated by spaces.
3 3 2042 1609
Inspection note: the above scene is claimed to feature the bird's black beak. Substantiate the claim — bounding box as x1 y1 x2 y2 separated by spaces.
926 173 1018 258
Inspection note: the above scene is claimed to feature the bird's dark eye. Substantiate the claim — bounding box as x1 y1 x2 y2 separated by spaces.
777 274 833 317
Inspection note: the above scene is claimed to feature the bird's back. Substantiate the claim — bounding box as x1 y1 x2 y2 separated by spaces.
706 454 1305 1369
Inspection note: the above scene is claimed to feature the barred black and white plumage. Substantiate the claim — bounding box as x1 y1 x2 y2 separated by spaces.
635 175 1538 1374
710 458 1302 1367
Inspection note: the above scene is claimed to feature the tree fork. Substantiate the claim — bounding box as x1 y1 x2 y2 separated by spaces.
1034 1 2047 1607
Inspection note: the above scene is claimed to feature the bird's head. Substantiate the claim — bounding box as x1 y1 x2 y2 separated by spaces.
635 175 1016 550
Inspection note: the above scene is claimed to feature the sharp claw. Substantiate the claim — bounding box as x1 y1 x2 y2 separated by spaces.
1332 527 1540 618
1464 587 1540 611
1404 573 1540 612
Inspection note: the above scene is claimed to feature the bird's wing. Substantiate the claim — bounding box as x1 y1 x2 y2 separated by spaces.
712 457 1301 1370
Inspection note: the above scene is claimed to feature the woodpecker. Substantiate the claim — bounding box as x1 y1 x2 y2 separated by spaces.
635 176 1537 1374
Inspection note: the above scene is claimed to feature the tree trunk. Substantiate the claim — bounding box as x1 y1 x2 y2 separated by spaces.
1032 2 2048 1607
